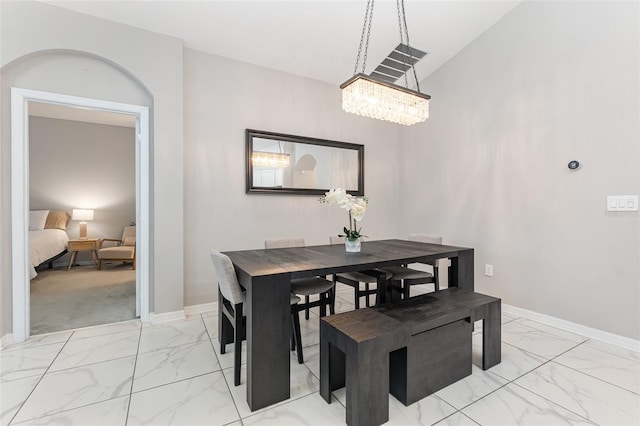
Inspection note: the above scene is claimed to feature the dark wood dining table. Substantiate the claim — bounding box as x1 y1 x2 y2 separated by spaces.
222 239 474 411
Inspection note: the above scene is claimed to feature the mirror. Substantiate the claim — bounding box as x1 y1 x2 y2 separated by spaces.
246 129 364 195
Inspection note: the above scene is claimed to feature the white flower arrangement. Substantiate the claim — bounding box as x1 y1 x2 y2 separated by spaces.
320 188 368 241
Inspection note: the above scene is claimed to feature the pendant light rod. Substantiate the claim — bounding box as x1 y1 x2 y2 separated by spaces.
353 0 375 75
396 0 420 91
351 0 420 90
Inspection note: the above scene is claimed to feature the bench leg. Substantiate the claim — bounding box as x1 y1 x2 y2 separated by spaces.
345 344 390 426
320 339 345 403
321 334 390 426
320 336 330 402
482 300 501 370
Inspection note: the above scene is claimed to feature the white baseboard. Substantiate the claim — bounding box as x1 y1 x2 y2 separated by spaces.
149 310 186 324
0 333 14 350
503 304 640 352
149 303 217 324
184 302 217 316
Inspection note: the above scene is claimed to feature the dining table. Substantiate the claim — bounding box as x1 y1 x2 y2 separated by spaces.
221 238 474 411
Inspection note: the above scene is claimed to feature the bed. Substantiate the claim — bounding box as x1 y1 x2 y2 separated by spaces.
29 210 70 279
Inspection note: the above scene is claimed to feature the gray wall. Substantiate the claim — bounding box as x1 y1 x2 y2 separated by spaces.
401 1 639 339
2 1 638 342
183 48 402 305
29 116 135 262
1 0 184 336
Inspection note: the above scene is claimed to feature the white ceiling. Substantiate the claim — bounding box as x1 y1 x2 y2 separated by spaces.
44 0 521 87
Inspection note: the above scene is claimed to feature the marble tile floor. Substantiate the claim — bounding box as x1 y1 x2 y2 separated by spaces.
1 286 639 426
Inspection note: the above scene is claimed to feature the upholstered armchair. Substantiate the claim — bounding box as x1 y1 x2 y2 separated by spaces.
97 226 136 270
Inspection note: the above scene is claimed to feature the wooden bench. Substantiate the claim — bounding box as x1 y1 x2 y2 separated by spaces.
320 309 409 426
320 290 501 425
375 294 473 405
429 288 501 370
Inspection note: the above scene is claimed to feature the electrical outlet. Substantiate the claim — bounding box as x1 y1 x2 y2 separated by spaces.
484 264 494 277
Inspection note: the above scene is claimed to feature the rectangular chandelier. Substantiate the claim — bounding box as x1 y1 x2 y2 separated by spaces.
251 151 290 168
341 74 430 126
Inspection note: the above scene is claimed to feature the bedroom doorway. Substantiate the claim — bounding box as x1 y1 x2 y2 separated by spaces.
11 88 150 343
29 102 136 334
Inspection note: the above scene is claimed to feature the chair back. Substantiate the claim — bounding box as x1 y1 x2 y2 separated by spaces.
329 236 344 245
408 234 443 245
265 238 305 249
210 250 244 305
121 226 136 246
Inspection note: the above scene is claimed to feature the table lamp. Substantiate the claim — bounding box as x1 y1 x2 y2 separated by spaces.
72 209 94 239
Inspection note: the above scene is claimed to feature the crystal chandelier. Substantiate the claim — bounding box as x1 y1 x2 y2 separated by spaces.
251 151 290 168
341 0 430 126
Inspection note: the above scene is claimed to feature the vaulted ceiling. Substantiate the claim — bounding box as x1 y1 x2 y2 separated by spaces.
45 0 521 86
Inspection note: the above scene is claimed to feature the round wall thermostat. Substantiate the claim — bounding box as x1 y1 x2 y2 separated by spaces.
568 160 580 170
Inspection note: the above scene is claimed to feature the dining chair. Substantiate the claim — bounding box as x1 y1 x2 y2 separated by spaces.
265 238 336 319
265 238 335 363
382 234 443 300
211 250 302 384
329 236 391 308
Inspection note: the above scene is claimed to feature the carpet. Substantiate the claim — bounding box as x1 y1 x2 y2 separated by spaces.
30 263 136 335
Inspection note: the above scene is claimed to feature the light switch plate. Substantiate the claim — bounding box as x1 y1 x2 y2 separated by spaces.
607 195 639 212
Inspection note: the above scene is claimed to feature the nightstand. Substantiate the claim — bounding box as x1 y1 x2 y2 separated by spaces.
67 238 99 270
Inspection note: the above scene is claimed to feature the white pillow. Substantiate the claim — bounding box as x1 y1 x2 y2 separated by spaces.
29 210 50 231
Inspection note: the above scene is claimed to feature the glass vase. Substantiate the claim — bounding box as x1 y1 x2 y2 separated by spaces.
345 238 361 253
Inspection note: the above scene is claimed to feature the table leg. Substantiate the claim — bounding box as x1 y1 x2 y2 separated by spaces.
245 274 291 411
364 270 387 306
450 249 474 291
67 251 77 271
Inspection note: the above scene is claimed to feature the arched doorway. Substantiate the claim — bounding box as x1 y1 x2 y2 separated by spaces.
10 87 150 342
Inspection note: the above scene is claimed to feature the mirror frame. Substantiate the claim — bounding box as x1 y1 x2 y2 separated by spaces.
246 129 365 196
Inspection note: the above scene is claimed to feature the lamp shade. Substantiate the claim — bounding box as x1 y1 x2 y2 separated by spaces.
72 209 94 221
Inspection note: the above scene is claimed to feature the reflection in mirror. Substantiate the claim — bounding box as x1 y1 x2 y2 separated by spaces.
246 130 364 195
